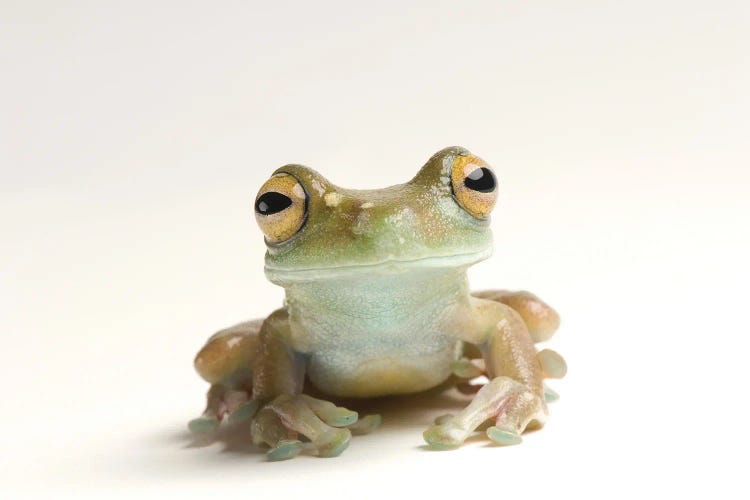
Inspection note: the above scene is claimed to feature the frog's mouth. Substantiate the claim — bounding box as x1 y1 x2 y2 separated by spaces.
264 247 493 283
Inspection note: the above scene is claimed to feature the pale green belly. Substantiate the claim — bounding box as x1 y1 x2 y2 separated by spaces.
307 341 459 398
282 267 472 397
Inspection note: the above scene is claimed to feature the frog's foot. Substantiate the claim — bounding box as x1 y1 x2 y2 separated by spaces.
423 376 546 449
188 385 256 434
251 394 380 461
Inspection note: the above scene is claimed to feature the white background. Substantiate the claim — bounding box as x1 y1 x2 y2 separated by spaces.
1 1 748 498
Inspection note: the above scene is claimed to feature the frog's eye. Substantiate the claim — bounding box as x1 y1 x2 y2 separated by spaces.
254 173 308 243
451 155 498 219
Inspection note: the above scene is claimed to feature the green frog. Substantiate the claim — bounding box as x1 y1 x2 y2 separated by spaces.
189 146 566 460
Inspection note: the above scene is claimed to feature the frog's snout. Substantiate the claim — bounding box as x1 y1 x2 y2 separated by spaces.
350 205 418 253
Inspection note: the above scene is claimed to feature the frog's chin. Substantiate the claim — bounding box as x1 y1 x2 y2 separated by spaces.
264 247 493 284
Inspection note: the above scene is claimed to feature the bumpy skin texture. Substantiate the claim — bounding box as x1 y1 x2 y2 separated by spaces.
190 146 566 460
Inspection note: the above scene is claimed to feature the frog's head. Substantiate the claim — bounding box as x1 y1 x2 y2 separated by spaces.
254 146 499 284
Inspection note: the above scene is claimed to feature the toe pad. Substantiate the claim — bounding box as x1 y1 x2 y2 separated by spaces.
487 426 522 445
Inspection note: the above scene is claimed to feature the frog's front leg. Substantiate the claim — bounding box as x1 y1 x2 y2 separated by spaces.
424 298 559 449
192 309 374 460
250 309 357 459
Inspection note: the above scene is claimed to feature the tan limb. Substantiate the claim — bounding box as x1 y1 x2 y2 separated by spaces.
250 312 380 459
424 299 550 448
189 320 263 433
473 290 560 343
189 311 301 434
249 310 379 460
251 309 304 400
190 309 379 459
194 319 262 386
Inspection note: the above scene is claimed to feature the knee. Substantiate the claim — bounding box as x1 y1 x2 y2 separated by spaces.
194 333 259 385
497 291 560 343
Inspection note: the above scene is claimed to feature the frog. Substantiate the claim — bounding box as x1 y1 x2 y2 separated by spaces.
188 146 566 460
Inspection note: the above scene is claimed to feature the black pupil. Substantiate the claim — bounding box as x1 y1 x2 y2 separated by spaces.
464 167 496 193
256 192 293 215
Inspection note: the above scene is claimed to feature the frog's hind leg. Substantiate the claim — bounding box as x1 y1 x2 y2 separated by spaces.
472 290 567 402
426 297 566 449
472 290 560 343
188 320 263 433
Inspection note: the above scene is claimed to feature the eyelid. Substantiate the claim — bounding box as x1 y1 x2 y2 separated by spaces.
450 155 498 219
255 173 309 243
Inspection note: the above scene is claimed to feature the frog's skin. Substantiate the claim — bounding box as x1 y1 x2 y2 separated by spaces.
189 146 566 460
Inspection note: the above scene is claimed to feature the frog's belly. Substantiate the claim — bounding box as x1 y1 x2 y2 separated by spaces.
307 343 459 398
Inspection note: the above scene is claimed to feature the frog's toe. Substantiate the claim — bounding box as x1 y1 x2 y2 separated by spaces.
190 385 253 433
254 394 363 459
325 407 358 427
314 428 352 458
299 395 359 427
188 415 220 434
267 439 304 461
423 420 470 450
349 414 382 435
538 349 567 379
543 384 560 403
251 406 297 449
433 413 455 425
487 426 523 446
228 400 260 424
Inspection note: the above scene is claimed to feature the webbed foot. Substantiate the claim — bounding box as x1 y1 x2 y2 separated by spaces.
423 376 546 449
252 394 380 460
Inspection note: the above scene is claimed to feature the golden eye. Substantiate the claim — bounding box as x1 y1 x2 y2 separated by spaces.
451 155 498 219
254 173 308 243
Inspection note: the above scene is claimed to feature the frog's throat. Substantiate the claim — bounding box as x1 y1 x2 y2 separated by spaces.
264 247 493 283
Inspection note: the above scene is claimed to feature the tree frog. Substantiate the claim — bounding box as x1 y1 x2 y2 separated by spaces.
189 146 566 460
